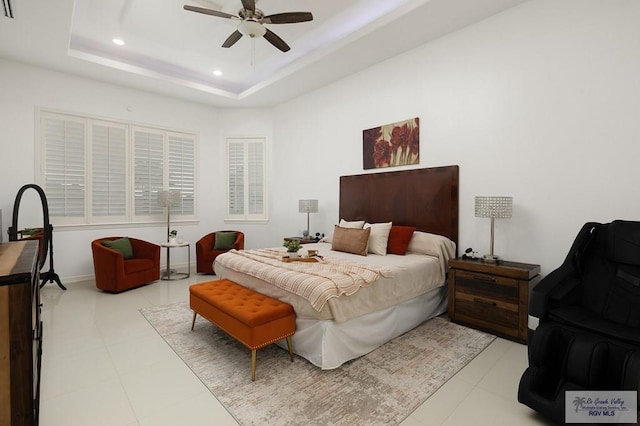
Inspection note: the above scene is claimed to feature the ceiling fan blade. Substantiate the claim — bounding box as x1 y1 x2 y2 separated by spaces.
262 12 313 25
183 5 238 20
264 28 290 52
241 0 255 13
222 30 243 48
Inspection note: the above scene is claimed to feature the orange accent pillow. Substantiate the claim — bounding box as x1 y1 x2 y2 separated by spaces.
331 225 371 256
387 226 416 255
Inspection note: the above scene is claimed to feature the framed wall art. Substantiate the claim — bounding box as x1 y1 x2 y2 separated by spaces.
362 117 419 170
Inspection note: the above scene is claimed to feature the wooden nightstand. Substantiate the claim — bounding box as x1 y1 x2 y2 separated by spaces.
283 237 318 244
447 257 541 344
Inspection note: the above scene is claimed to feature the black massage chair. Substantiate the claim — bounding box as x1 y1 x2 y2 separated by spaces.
518 220 640 424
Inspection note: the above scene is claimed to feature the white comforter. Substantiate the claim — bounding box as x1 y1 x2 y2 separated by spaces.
214 248 392 311
214 242 449 323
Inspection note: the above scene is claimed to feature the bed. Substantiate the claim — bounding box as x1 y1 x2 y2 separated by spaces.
215 165 459 369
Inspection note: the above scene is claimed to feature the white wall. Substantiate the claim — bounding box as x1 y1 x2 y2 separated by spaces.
2 0 639 282
272 0 640 275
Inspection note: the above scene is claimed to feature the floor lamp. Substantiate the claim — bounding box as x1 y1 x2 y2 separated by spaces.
158 190 182 242
298 199 318 238
475 196 512 263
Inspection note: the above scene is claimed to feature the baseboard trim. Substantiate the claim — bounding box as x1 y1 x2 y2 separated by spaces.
46 262 197 286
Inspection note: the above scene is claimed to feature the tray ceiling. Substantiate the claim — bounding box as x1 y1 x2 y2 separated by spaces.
0 0 528 107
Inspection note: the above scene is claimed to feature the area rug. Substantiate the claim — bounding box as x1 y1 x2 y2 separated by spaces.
140 302 495 426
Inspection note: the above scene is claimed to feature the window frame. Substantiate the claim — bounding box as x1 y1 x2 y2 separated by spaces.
225 136 268 223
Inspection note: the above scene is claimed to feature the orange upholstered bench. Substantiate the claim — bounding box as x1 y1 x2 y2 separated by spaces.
189 279 296 381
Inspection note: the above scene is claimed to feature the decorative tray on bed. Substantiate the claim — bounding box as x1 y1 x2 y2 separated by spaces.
281 255 323 263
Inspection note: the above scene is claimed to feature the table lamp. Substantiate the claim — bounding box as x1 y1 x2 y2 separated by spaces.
298 199 318 238
475 196 512 263
158 190 182 242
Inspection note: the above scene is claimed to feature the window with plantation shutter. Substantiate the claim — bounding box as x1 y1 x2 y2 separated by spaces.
228 140 245 215
42 113 86 220
226 137 267 221
133 128 164 217
168 133 195 215
91 121 127 222
247 140 264 215
37 110 197 227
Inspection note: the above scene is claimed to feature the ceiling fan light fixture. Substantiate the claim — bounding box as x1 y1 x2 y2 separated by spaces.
184 2 312 52
238 20 266 38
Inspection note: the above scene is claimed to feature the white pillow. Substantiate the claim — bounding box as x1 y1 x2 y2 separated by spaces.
407 231 456 259
321 220 366 243
363 222 392 255
339 219 365 229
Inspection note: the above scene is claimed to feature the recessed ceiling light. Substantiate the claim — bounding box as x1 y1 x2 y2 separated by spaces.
112 38 125 46
213 70 223 77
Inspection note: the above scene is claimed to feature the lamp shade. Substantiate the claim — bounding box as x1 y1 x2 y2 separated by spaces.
298 199 318 214
238 20 266 38
475 196 513 219
158 190 181 207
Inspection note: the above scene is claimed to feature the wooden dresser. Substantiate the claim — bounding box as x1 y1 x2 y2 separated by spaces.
448 257 540 344
0 241 41 426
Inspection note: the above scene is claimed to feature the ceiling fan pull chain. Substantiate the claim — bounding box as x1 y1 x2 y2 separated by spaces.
251 38 256 70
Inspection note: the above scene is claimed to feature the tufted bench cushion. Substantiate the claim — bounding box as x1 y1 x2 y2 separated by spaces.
189 279 296 380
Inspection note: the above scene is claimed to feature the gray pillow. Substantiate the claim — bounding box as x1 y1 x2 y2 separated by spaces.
102 237 133 259
214 232 237 250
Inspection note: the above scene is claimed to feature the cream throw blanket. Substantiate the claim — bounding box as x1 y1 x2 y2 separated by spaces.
215 248 393 312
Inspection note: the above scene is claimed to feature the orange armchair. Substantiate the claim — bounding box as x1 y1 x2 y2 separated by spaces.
196 231 245 274
91 237 160 293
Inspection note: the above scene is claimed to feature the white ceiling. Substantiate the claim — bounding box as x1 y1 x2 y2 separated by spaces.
0 0 527 108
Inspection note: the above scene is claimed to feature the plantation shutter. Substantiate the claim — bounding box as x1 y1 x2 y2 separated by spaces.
247 140 264 215
168 133 195 215
226 137 266 221
228 140 245 216
38 110 197 226
42 113 86 219
134 128 164 216
91 122 127 220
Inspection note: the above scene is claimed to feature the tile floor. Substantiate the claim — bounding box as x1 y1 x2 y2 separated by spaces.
38 274 554 426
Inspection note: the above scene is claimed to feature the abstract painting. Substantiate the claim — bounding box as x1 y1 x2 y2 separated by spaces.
363 117 419 169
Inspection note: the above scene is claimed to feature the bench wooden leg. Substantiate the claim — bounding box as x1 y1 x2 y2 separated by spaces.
251 350 257 381
286 336 294 362
191 312 197 331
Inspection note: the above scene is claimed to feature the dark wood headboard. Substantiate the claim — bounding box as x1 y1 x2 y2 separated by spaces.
339 165 459 246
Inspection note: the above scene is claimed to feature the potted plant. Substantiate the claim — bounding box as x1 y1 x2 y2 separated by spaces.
282 239 302 258
169 230 178 244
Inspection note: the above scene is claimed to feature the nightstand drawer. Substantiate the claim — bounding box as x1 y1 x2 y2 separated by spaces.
454 270 519 303
454 292 518 329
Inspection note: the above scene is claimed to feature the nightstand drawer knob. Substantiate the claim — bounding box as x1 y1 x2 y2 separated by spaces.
473 275 496 282
474 298 497 307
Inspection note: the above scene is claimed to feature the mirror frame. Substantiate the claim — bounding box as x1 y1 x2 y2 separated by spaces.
8 184 51 270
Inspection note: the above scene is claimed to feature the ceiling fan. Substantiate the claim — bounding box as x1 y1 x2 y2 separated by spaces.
184 0 313 52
